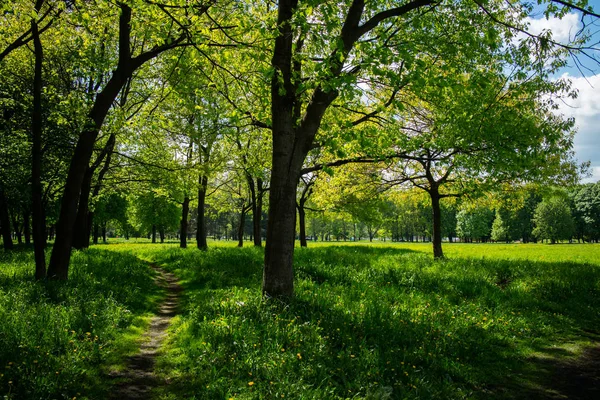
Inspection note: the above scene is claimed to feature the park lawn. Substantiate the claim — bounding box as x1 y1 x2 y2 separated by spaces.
116 241 600 399
0 247 163 399
1 242 598 399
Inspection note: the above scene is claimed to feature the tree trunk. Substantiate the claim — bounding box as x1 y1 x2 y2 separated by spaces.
152 224 157 243
0 188 13 250
430 189 444 259
298 202 307 248
196 175 208 250
237 208 246 247
102 223 107 243
12 214 22 244
30 0 46 279
180 195 190 248
253 178 264 247
159 227 165 243
23 210 31 245
72 168 94 250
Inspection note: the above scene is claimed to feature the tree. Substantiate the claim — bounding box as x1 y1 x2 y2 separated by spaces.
456 205 494 243
572 182 600 242
532 197 575 243
48 1 213 279
260 0 599 294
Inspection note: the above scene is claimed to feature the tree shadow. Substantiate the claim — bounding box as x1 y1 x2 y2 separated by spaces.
146 245 600 399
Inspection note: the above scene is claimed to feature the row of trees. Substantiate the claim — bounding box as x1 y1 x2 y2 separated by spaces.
1 0 599 296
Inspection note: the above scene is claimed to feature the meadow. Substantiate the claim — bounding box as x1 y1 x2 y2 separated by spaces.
1 241 599 399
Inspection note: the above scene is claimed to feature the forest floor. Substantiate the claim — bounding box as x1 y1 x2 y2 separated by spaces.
109 263 182 399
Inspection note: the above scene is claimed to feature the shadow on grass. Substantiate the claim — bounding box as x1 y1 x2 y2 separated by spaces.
136 245 600 400
0 247 162 399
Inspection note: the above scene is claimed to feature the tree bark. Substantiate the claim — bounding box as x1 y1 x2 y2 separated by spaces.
23 210 31 245
102 223 107 243
72 168 94 250
430 188 444 259
237 207 246 247
12 213 22 244
180 195 190 248
152 224 157 243
0 188 13 250
159 227 165 243
196 175 208 250
298 202 307 248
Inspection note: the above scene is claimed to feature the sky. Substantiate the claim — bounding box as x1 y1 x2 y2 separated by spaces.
525 0 600 183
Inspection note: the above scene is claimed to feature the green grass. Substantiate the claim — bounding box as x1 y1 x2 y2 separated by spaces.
1 241 599 399
108 241 599 399
0 247 162 399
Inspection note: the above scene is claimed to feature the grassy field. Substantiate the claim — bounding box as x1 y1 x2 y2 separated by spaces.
1 241 599 399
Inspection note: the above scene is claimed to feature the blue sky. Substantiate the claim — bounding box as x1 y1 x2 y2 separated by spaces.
527 0 600 182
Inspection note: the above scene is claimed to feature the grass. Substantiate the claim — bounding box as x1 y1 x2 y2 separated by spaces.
0 247 162 399
112 241 600 399
1 241 599 399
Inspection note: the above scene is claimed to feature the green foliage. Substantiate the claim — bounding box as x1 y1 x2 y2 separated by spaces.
532 197 575 243
456 206 494 241
119 242 600 400
572 182 600 241
0 248 161 399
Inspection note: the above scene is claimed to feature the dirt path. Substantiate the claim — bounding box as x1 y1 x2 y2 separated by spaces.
109 263 182 399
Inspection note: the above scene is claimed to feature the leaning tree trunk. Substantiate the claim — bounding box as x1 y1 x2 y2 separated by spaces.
47 4 187 279
180 195 190 248
196 175 208 250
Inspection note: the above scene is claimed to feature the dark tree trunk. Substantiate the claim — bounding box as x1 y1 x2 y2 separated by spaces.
159 227 165 243
152 224 157 243
237 207 246 247
180 195 190 248
85 211 94 247
30 0 46 279
72 168 94 250
0 189 13 249
298 202 307 248
430 188 444 259
23 211 31 245
102 223 107 243
252 178 264 247
196 175 208 250
12 214 22 244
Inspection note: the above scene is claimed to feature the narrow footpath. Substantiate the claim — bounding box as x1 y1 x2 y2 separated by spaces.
109 263 182 399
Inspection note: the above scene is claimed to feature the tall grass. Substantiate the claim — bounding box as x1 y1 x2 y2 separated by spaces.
0 248 162 399
125 243 600 399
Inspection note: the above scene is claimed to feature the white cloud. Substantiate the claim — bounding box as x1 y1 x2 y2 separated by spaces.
525 13 582 44
555 73 600 183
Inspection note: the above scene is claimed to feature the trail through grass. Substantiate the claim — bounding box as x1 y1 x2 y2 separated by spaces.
0 248 162 399
1 242 598 399
113 242 600 400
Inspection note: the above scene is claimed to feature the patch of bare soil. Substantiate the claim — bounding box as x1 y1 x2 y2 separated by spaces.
109 264 181 400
